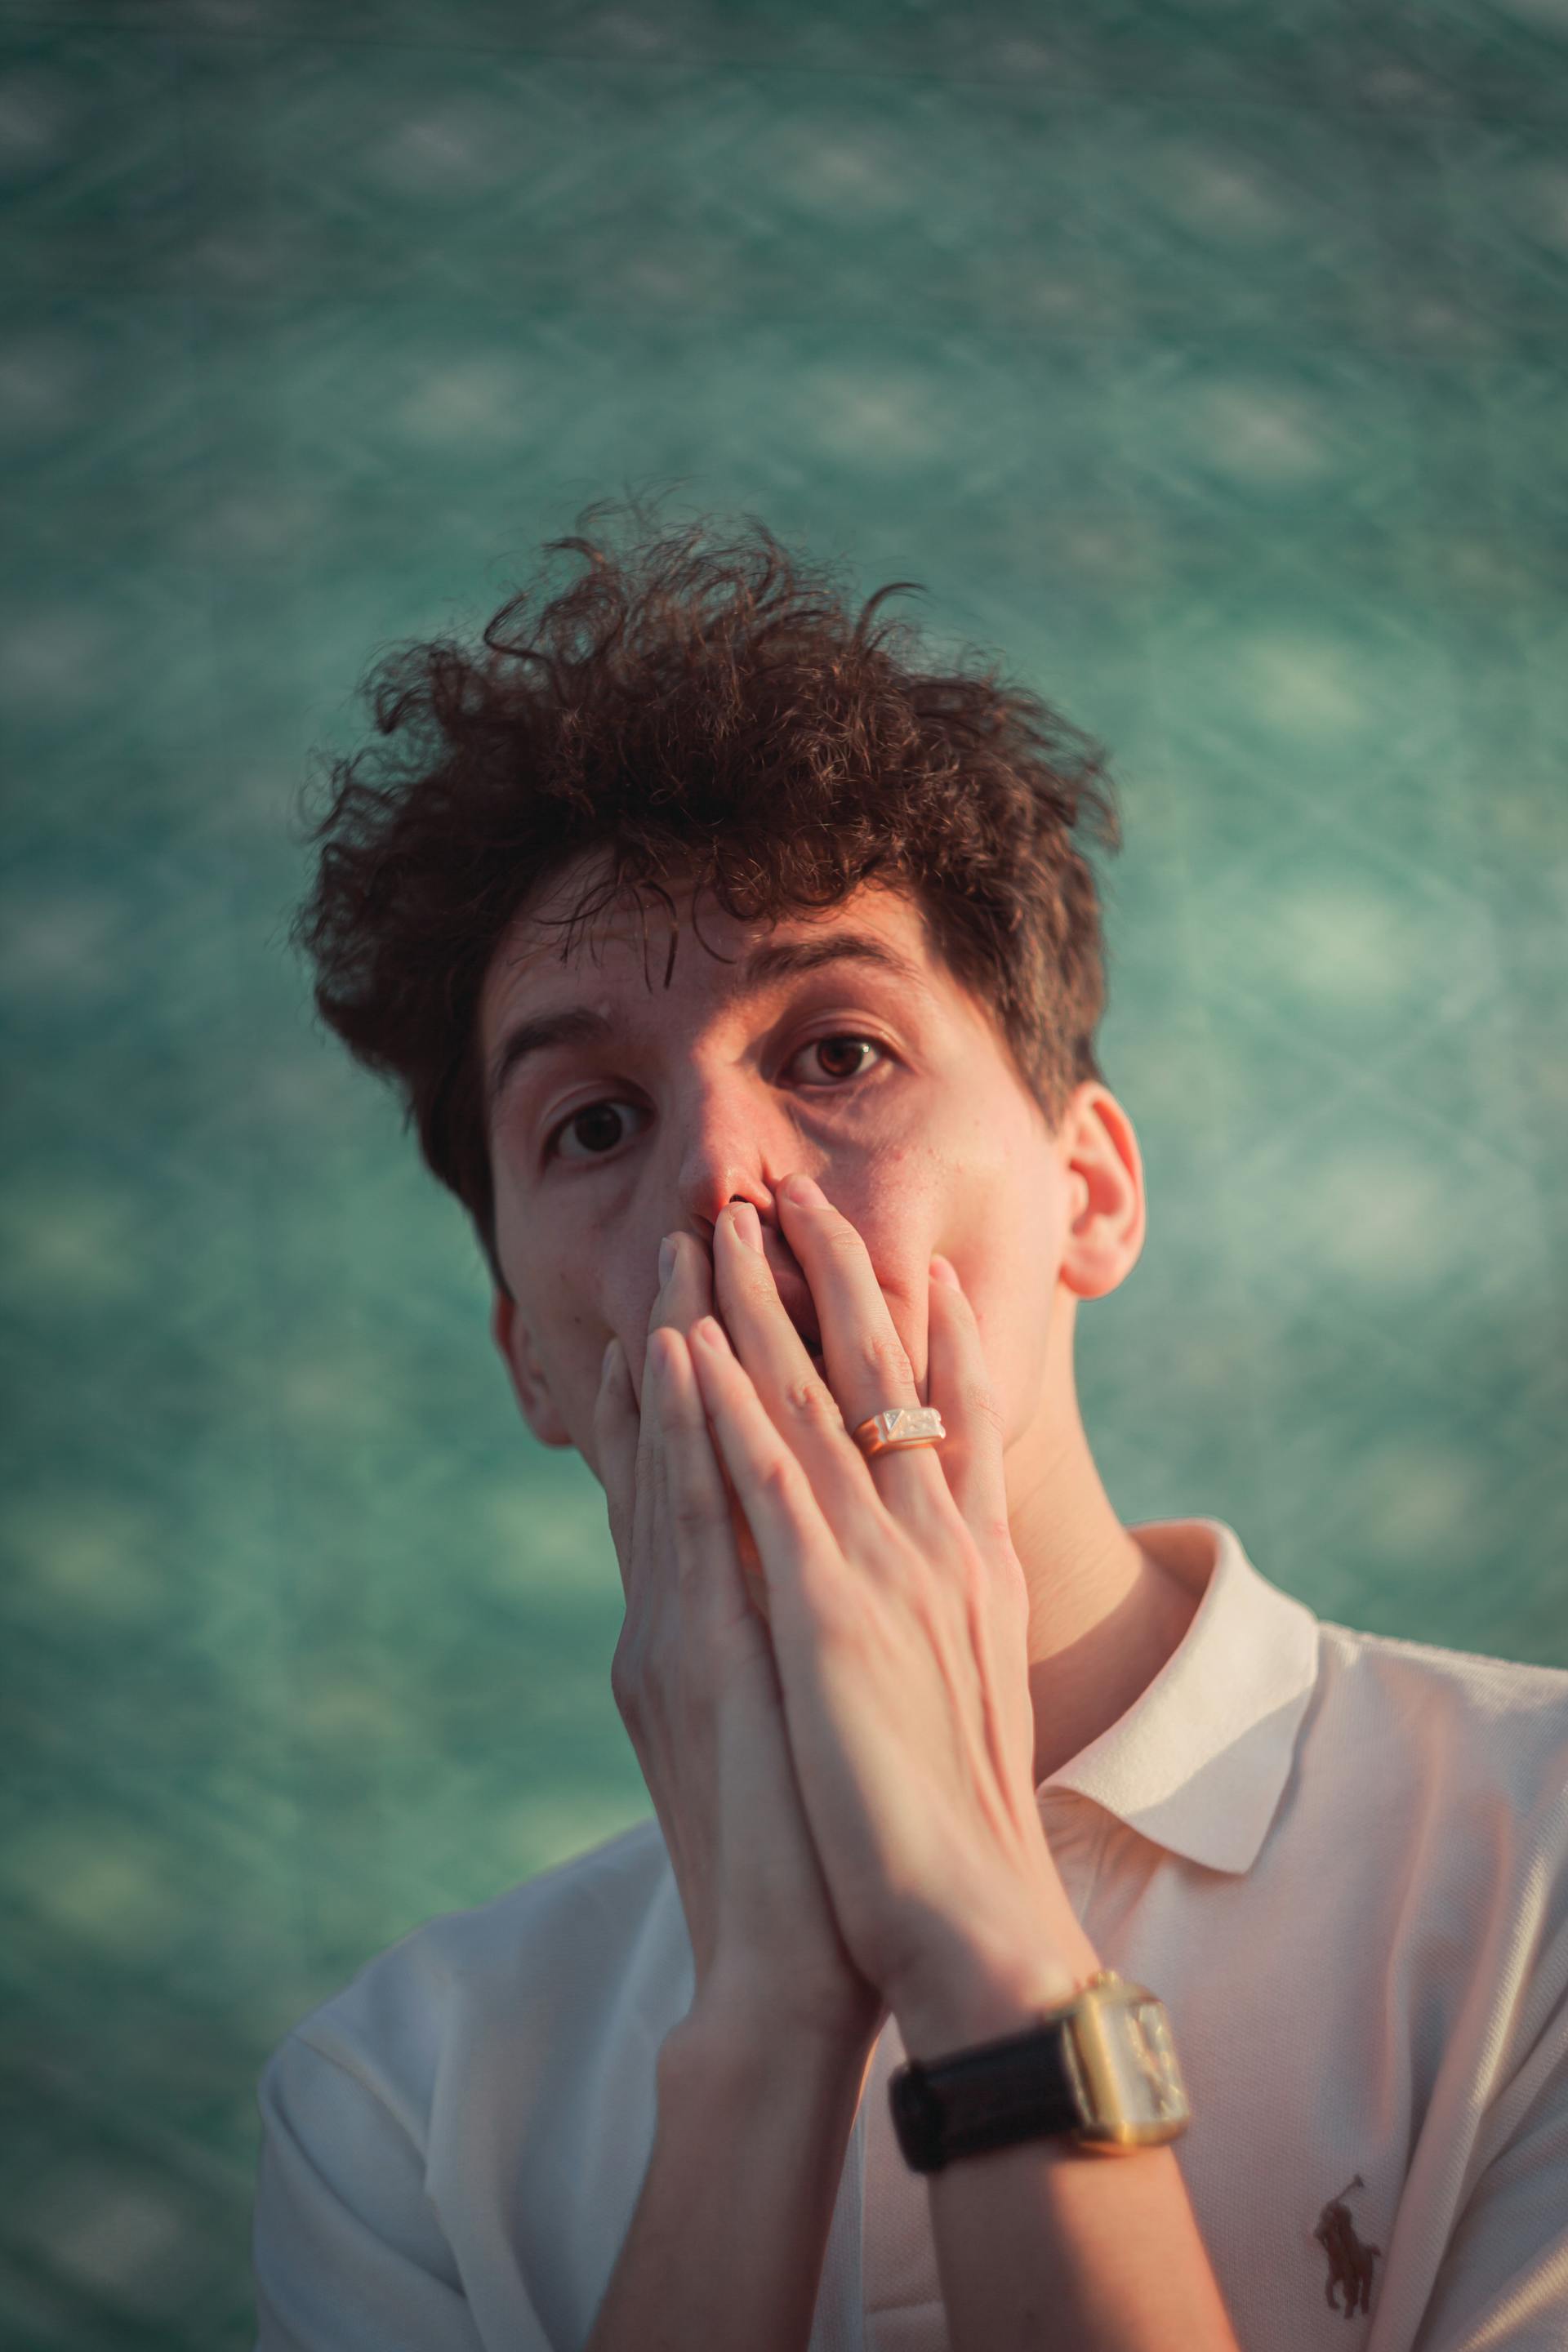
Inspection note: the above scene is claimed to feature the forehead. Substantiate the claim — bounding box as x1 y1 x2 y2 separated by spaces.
479 860 938 1040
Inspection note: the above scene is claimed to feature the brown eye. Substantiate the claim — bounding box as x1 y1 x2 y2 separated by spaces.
790 1036 885 1085
552 1101 648 1163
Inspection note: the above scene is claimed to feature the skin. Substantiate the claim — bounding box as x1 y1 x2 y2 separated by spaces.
485 849 1197 1800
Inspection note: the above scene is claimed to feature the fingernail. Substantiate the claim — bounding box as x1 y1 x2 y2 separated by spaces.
728 1200 763 1252
782 1170 824 1205
658 1234 676 1285
602 1335 621 1383
930 1254 961 1290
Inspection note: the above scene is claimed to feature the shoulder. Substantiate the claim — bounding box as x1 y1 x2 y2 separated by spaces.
1312 1617 1568 1837
253 1820 675 2337
263 1814 675 2136
1316 1615 1568 1737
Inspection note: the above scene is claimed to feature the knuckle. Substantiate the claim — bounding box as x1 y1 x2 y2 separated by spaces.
780 1373 842 1431
755 1450 805 1513
609 1633 642 1720
976 1508 1015 1557
822 1214 862 1263
858 1327 914 1392
612 1614 683 1726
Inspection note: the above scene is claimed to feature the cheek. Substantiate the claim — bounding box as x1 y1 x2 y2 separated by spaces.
834 1141 1058 1342
499 1229 607 1395
854 1119 1062 1254
933 1143 1069 1365
494 1169 617 1318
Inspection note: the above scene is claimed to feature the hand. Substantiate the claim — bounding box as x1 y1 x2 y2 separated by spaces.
682 1178 1094 2044
594 1228 887 2056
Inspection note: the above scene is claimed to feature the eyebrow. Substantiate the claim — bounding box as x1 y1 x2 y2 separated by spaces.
485 933 925 1120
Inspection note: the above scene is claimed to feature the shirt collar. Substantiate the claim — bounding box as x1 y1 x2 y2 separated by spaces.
1037 1517 1321 1877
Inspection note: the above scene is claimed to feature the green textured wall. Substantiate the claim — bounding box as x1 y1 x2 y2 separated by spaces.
4 2 1566 2344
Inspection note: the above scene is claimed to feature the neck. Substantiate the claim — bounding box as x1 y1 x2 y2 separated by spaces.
1005 1299 1201 1788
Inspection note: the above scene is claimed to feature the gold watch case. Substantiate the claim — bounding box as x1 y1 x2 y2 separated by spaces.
1059 1970 1192 2150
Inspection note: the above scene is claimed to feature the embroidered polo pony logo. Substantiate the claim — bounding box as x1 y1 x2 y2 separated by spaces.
1314 2175 1381 2318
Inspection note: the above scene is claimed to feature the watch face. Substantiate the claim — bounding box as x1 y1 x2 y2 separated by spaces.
1102 1997 1189 2130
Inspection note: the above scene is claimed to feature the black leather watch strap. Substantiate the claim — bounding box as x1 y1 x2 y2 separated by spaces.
889 2018 1084 2173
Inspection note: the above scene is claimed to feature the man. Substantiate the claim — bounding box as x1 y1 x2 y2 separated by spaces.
256 498 1568 2350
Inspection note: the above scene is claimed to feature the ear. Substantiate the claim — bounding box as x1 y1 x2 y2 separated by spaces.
1056 1086 1147 1303
491 1290 575 1450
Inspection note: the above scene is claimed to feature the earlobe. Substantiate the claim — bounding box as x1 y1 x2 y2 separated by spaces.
491 1291 574 1450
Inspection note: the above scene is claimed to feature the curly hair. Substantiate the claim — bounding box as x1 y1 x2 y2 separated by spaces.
289 489 1125 1302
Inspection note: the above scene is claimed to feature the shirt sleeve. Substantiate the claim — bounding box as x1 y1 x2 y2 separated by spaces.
1410 1988 1568 2350
252 2027 550 2352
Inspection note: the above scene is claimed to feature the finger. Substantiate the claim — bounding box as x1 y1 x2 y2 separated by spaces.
599 1230 688 1600
771 1174 951 1520
649 1227 715 1346
631 1236 773 1623
646 1324 758 1634
924 1256 1012 1544
621 1233 768 1630
646 1228 751 1598
593 1335 641 1599
710 1200 873 1523
626 1233 695 1599
686 1313 842 1631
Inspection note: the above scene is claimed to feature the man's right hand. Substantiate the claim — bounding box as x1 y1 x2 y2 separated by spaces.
593 1228 886 2060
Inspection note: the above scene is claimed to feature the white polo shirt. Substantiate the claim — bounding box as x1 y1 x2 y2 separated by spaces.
252 1517 1568 2351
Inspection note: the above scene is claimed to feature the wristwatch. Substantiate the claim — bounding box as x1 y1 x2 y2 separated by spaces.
889 1970 1191 2173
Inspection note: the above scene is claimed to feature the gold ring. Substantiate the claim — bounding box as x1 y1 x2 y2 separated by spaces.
852 1405 947 1459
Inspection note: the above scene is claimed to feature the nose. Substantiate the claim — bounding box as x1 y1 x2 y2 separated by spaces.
669 1065 795 1239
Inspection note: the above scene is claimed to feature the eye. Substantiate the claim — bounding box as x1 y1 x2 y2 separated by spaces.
785 1034 887 1087
549 1099 650 1163
543 1038 885 1165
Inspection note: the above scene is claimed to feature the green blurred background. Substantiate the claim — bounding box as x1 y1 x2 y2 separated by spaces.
3 1 1566 2343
